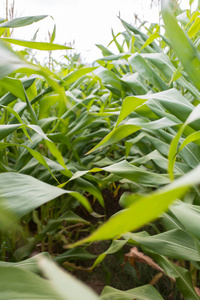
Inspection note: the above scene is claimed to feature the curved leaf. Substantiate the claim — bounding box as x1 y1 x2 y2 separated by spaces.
0 172 92 224
1 37 72 51
0 15 48 28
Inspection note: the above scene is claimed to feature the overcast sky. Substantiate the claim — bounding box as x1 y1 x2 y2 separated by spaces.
0 0 198 63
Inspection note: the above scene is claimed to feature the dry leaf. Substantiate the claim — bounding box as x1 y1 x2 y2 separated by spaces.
194 286 200 296
125 246 164 273
125 247 178 285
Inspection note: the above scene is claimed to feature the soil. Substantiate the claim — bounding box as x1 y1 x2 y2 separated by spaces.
75 187 124 224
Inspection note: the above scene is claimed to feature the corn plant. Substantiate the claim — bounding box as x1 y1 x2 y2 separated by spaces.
1 0 200 299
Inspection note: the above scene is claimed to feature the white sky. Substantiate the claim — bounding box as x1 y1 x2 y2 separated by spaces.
0 0 198 63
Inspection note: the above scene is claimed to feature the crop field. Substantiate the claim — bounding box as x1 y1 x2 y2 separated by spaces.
0 0 200 299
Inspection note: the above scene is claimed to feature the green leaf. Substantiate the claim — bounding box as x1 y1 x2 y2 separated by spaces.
86 124 141 154
96 44 114 56
162 212 184 231
0 15 48 28
45 140 72 177
170 201 200 240
0 124 21 140
75 178 104 207
168 126 184 181
50 24 56 43
168 103 200 180
100 285 164 300
139 32 160 52
0 77 26 101
188 16 200 38
39 94 60 119
110 29 124 53
178 131 200 153
96 67 124 94
0 77 36 106
1 106 30 140
24 89 38 124
121 72 148 95
1 37 72 51
116 96 147 126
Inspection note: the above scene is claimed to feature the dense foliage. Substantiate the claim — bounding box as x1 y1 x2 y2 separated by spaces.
0 0 200 298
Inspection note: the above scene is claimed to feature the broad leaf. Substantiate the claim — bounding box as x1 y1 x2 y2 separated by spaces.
0 172 92 224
